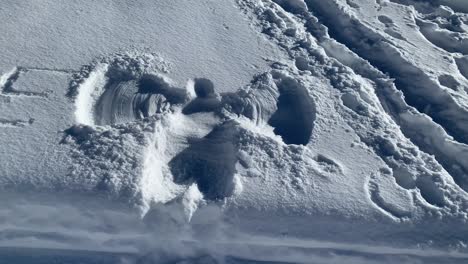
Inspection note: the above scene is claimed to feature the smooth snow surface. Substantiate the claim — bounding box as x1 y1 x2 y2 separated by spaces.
1 0 468 263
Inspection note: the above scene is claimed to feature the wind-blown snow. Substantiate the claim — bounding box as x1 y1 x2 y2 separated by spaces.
1 0 468 263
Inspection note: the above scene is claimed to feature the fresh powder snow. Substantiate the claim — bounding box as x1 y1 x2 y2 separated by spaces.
1 0 468 263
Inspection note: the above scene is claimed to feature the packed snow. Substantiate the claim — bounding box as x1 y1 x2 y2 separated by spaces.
1 0 468 263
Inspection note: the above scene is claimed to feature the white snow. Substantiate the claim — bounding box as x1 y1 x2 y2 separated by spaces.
1 0 468 263
74 63 109 126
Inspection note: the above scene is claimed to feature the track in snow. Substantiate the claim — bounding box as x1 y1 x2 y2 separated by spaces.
290 0 468 195
236 0 468 223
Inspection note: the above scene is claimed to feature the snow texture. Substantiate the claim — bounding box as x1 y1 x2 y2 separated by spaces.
1 0 468 263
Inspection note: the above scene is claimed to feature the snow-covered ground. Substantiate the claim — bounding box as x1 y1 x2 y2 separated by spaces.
1 0 468 263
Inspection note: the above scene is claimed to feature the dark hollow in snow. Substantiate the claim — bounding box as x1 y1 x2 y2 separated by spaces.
268 78 315 145
183 78 221 115
438 74 460 90
194 78 215 98
169 121 238 200
138 74 188 103
377 15 394 26
295 56 310 71
416 176 446 207
182 97 222 115
455 56 468 80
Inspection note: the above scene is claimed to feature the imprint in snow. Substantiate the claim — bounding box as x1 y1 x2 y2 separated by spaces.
378 15 394 26
438 74 460 90
183 78 221 115
0 67 49 98
346 0 360 9
169 120 240 200
314 154 342 174
271 0 308 14
378 11 406 40
221 71 316 145
72 53 174 126
0 118 34 128
94 74 188 126
416 18 468 55
368 173 413 219
416 175 446 207
268 76 316 145
455 56 468 80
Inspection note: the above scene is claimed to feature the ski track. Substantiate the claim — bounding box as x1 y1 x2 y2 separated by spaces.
246 0 458 206
416 18 468 55
305 0 468 145
275 0 468 194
